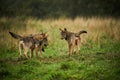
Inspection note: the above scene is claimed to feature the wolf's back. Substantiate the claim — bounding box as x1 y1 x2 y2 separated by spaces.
9 32 23 40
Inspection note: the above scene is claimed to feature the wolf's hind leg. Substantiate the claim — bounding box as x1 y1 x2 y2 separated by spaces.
68 44 72 56
40 46 43 58
77 40 81 54
73 44 76 54
30 48 34 58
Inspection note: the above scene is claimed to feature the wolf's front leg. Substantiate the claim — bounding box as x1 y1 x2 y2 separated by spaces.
30 48 34 58
35 45 39 57
24 48 29 59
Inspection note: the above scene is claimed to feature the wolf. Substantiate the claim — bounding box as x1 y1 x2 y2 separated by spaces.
59 28 87 56
9 32 48 59
33 33 48 57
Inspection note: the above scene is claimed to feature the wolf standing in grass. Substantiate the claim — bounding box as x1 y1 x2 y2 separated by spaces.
9 32 48 59
59 28 87 56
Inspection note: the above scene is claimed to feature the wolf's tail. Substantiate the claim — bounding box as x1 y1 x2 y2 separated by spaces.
76 30 87 36
9 32 23 40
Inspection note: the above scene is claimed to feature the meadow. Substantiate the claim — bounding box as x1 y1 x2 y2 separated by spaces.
0 17 120 80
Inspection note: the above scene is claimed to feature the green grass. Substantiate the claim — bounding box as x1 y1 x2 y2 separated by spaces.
0 17 120 80
0 54 120 80
0 42 120 80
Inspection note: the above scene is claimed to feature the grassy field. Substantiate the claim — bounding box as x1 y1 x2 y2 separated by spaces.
0 17 120 80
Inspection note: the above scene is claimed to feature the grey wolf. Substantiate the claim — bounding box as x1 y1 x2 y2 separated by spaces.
33 33 48 57
9 32 48 59
59 28 87 56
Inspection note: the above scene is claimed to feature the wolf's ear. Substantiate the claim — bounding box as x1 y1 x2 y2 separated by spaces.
59 28 63 31
45 34 48 37
64 28 67 31
41 31 44 35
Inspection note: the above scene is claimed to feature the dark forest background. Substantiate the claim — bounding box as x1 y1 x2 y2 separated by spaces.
0 0 120 19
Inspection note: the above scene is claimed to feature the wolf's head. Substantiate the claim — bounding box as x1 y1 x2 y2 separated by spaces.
42 33 48 47
34 32 48 46
59 28 67 40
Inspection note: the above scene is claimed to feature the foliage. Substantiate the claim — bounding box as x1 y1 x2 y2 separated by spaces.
0 0 120 18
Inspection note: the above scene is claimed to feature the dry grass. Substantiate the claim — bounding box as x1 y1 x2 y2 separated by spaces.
0 17 120 51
